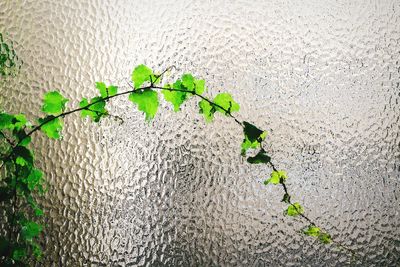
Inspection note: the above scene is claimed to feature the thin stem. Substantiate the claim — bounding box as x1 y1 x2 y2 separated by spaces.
263 145 357 257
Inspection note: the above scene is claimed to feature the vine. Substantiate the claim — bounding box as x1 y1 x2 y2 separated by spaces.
0 49 357 264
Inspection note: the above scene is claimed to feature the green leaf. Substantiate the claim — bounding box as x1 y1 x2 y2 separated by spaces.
303 225 321 237
0 112 14 130
13 146 34 167
13 114 28 130
319 233 332 244
79 97 108 122
0 113 29 131
38 116 63 139
12 247 26 261
21 221 42 241
199 99 215 122
108 85 118 96
13 129 31 147
241 121 267 155
285 202 304 216
181 73 195 91
247 149 271 164
26 169 43 191
162 82 188 112
128 89 159 120
194 79 205 95
26 195 44 216
96 82 118 97
213 93 240 115
15 156 27 166
131 64 153 88
42 91 69 115
34 207 44 216
88 97 108 115
243 121 265 143
31 242 42 260
18 136 31 147
264 170 287 185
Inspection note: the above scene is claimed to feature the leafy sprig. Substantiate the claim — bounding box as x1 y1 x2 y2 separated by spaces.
0 64 357 265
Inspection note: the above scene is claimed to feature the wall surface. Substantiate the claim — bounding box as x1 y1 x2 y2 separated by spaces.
1 1 399 266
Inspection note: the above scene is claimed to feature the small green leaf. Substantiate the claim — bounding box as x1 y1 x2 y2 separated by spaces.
12 247 26 261
108 85 118 96
26 195 44 216
264 170 287 185
0 112 15 130
277 170 288 180
79 97 108 122
286 202 304 216
247 149 271 164
128 89 159 120
131 64 153 88
27 169 43 191
18 136 31 147
318 233 332 244
95 82 107 97
0 113 29 131
34 207 44 216
213 93 240 115
241 121 267 155
194 79 205 95
199 99 215 122
31 242 42 259
96 82 118 97
15 156 27 166
243 121 265 143
162 82 188 111
13 146 34 167
303 225 321 237
13 114 28 130
42 91 69 115
21 221 42 241
38 116 63 139
89 97 108 114
181 73 195 91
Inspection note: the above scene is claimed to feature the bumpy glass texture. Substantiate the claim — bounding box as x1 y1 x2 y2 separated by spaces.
1 1 399 266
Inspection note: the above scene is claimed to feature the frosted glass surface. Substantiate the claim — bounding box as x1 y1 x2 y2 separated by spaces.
1 1 399 266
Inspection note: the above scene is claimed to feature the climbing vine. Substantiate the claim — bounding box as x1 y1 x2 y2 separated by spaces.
0 33 21 78
0 36 356 265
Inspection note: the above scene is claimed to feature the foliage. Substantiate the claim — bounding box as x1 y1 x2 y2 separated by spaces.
0 59 356 265
0 33 21 77
129 89 158 121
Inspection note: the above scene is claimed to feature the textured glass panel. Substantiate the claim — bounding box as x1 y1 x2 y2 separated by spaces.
1 1 399 266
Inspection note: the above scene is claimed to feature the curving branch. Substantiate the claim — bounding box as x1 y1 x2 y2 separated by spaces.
0 65 358 265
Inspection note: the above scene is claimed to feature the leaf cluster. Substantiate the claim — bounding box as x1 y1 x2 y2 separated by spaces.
0 33 21 77
1 113 45 265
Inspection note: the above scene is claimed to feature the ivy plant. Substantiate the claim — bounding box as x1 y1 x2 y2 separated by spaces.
0 33 21 78
0 35 357 265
